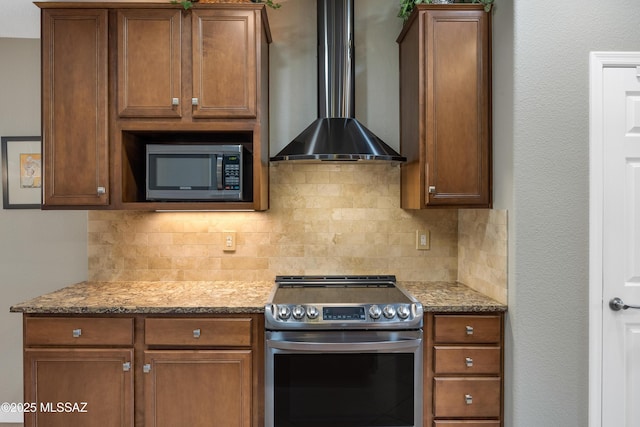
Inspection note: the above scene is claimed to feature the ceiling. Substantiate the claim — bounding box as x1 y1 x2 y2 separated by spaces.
1 1 41 39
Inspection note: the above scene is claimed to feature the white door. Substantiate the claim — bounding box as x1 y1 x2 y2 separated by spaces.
590 52 640 427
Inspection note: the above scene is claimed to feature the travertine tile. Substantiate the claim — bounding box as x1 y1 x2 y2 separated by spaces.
87 165 506 302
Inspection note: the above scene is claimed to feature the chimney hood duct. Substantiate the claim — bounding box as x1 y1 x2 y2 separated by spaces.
270 0 406 163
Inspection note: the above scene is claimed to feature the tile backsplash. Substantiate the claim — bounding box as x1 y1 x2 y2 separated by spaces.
88 164 506 303
458 209 508 303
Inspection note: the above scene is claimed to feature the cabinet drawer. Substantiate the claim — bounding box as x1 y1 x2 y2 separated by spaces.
434 346 501 375
434 315 501 344
145 318 252 347
25 317 134 346
434 422 501 427
434 377 501 418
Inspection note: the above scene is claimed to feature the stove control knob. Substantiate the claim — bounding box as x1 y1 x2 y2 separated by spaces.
306 305 319 319
397 305 411 319
383 305 396 319
369 305 382 319
277 305 291 320
292 305 306 320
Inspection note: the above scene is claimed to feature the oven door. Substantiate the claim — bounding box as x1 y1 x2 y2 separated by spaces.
266 330 423 427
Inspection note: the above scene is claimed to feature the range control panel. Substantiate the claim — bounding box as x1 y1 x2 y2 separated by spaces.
265 303 422 330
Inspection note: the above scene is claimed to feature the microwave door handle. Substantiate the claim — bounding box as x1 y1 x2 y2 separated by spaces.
216 156 223 190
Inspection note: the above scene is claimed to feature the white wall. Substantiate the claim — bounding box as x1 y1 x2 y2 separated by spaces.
492 0 640 425
0 38 87 425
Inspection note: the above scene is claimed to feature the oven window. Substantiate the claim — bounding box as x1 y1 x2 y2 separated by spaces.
274 353 414 427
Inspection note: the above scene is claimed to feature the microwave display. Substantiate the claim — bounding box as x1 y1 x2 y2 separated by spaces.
146 144 250 202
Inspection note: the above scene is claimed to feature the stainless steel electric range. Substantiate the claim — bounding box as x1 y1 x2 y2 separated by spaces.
265 275 424 427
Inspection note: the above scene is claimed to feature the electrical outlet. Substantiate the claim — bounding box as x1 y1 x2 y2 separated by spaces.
223 231 236 252
416 230 430 250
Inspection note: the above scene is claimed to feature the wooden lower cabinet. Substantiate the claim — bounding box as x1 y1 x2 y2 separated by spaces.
24 348 134 427
22 315 262 427
426 313 504 427
144 350 251 427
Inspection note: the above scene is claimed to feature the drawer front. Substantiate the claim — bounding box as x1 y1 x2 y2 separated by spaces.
145 318 252 347
434 346 501 375
434 422 501 426
25 317 134 346
434 377 501 418
434 315 501 344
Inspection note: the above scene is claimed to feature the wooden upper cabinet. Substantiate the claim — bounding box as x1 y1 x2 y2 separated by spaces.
192 9 257 118
41 9 109 207
117 8 258 120
117 9 182 118
398 5 492 209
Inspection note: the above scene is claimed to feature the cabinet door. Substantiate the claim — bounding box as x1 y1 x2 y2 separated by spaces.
192 9 257 118
144 350 252 427
41 9 109 207
117 9 182 118
24 348 134 427
424 8 491 207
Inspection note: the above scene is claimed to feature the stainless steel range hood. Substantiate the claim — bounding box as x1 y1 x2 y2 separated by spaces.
270 0 406 163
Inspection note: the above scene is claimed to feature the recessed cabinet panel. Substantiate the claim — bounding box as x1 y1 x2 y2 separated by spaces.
144 350 252 427
24 348 134 427
117 9 182 118
430 17 484 201
192 10 257 118
41 9 109 207
398 5 491 209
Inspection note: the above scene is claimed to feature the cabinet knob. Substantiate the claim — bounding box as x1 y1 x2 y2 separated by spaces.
465 325 474 335
123 362 131 372
97 186 106 195
465 357 474 367
172 97 179 106
465 394 473 405
72 328 82 338
193 328 201 338
428 185 436 194
143 364 151 373
191 97 199 106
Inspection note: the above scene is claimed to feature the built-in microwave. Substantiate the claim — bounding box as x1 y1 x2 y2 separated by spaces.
146 144 251 202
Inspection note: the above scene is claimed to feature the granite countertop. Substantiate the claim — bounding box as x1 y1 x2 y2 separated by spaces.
10 280 506 315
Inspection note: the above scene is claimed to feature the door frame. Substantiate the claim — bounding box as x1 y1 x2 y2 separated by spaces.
589 51 640 427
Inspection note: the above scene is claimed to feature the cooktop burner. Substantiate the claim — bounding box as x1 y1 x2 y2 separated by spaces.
265 275 423 330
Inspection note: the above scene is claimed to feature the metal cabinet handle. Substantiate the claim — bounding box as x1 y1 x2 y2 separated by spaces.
97 186 106 195
610 297 640 311
72 328 82 338
465 394 473 405
428 186 436 194
193 328 201 338
465 325 474 335
465 357 474 367
172 97 179 106
192 97 199 106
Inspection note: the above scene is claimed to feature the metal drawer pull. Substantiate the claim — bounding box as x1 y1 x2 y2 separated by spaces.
172 97 179 106
72 328 82 338
143 364 151 373
192 97 199 106
97 186 106 195
465 325 474 335
465 394 473 405
193 328 201 338
610 297 640 311
465 357 474 367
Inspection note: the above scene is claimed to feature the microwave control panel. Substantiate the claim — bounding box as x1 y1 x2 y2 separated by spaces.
223 155 241 190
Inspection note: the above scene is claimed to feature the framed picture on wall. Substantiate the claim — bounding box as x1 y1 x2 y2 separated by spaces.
1 136 42 209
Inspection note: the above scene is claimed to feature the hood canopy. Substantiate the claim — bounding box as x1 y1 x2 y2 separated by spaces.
270 0 406 163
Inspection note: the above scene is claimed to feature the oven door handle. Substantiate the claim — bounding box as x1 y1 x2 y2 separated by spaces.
268 338 421 353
